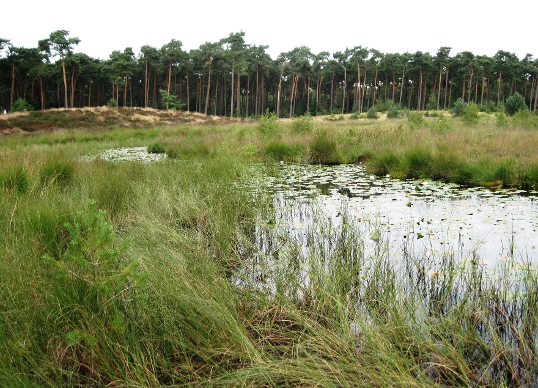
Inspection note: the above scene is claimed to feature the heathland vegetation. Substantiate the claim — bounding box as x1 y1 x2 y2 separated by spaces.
1 106 538 386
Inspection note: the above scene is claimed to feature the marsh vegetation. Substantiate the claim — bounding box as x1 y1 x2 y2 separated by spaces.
1 109 538 386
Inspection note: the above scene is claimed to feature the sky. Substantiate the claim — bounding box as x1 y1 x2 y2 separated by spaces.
2 0 536 61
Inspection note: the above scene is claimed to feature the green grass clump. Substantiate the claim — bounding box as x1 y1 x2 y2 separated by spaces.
308 129 340 165
0 166 30 194
147 141 166 153
264 141 304 162
40 158 76 188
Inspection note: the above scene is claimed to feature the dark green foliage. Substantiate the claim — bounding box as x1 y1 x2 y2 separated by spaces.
349 111 367 119
387 104 403 119
367 106 379 119
452 98 467 116
11 98 34 112
0 167 29 194
505 92 528 116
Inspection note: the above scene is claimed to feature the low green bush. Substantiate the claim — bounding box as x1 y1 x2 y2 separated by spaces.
462 102 479 125
11 97 34 112
505 92 528 116
452 98 467 116
367 106 379 119
407 111 425 129
257 109 280 137
290 114 313 133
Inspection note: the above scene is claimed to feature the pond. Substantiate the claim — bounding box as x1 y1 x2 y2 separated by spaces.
242 163 538 268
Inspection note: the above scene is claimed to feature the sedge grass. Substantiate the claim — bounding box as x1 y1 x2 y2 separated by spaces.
1 115 538 386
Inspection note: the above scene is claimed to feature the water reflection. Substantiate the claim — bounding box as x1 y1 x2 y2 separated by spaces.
250 163 538 266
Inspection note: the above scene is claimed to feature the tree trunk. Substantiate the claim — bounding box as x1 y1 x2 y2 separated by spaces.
39 76 45 110
277 67 283 117
246 73 250 118
307 72 311 114
437 68 442 109
399 67 406 107
341 67 346 114
230 61 234 118
10 60 15 109
60 58 69 108
205 63 212 115
236 69 240 116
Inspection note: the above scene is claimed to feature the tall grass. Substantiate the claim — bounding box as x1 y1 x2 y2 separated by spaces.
2 114 538 386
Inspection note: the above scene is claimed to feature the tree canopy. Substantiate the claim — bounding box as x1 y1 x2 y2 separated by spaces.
1 31 537 115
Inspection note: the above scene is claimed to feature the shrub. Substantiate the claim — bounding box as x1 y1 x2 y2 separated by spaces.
452 98 467 116
387 104 402 119
290 114 313 133
462 102 479 125
10 97 34 112
505 92 528 116
257 109 280 137
349 111 366 120
107 98 118 108
43 199 146 321
407 111 425 129
367 106 379 119
496 112 509 128
431 113 450 133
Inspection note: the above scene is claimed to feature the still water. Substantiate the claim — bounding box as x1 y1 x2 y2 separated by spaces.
255 163 538 266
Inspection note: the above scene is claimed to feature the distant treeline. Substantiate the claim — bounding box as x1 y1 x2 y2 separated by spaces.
1 31 537 116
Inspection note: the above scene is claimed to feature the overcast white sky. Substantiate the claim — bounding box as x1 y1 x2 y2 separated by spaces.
2 0 536 61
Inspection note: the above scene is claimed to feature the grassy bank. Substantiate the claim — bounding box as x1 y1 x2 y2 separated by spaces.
1 110 538 386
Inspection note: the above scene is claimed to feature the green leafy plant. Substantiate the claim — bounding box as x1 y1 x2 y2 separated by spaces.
290 114 313 133
367 106 379 119
257 109 280 137
505 92 528 116
452 98 467 116
462 102 479 125
10 97 34 112
44 200 146 312
387 104 402 119
107 98 118 108
407 111 425 129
